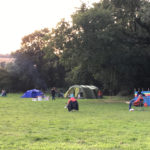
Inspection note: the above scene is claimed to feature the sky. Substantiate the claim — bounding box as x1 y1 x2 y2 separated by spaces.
0 0 100 54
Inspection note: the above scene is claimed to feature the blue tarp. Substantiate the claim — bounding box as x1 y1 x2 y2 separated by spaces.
21 89 43 98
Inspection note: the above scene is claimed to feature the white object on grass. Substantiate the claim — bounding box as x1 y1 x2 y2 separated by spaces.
129 108 134 112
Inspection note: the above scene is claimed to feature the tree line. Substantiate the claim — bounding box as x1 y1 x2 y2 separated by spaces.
0 0 150 95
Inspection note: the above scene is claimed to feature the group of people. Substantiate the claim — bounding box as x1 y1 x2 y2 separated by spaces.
66 90 146 112
1 87 145 112
51 88 103 112
51 87 79 112
64 89 103 112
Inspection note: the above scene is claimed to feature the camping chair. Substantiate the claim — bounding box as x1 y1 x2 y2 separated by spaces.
133 98 144 111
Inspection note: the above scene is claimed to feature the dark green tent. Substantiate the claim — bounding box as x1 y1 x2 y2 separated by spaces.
64 85 98 99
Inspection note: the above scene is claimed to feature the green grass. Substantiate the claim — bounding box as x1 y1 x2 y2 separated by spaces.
0 94 150 150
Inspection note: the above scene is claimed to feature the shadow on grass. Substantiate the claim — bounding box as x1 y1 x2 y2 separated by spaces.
33 137 48 142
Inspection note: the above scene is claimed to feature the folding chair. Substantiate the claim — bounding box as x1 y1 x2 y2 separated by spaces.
133 98 144 111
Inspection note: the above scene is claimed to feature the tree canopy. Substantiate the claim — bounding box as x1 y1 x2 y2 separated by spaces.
1 0 150 95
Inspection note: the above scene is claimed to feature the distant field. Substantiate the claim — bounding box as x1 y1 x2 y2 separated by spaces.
0 94 150 150
0 57 14 63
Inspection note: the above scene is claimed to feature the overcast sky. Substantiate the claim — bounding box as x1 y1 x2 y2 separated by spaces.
0 0 100 54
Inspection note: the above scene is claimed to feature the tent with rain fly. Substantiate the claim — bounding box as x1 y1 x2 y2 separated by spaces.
21 89 43 98
64 85 99 99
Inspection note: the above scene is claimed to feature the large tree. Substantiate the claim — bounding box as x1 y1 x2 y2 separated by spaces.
60 0 150 94
1 0 150 94
11 28 66 91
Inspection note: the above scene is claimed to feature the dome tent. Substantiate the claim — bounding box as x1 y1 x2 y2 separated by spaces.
64 85 98 99
21 89 43 98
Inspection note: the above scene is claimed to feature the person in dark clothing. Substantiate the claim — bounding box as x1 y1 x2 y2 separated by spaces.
67 97 79 112
51 87 56 100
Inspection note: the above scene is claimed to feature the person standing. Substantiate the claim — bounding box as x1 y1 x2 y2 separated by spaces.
51 87 56 100
97 90 103 98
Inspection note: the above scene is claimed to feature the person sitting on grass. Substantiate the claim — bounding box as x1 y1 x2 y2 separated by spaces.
66 94 79 112
129 93 144 111
0 90 7 97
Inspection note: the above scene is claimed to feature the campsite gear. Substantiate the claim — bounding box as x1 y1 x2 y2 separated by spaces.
64 85 99 99
129 94 145 111
144 102 148 107
37 96 42 101
134 91 149 106
32 98 37 101
67 97 79 111
133 94 144 111
44 96 49 101
21 89 43 98
133 95 144 106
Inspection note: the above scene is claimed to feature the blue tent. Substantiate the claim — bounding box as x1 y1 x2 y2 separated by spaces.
21 89 43 98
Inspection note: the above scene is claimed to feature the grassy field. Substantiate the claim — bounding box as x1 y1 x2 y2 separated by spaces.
0 94 150 150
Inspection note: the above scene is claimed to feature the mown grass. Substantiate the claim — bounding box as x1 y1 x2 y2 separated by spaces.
0 94 150 150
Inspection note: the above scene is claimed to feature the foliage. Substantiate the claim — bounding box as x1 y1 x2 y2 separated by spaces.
9 28 66 91
1 0 150 94
60 0 150 94
0 68 12 90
